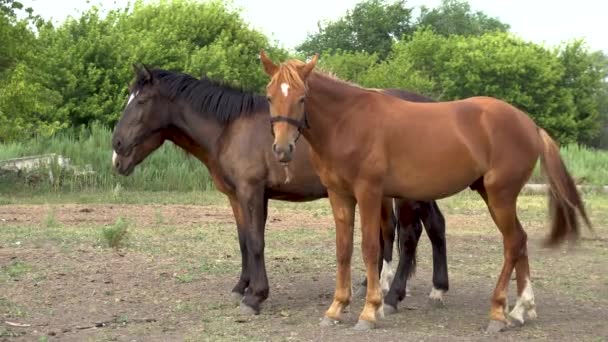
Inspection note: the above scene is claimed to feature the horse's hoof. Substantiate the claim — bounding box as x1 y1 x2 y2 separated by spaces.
354 285 367 298
485 320 508 334
383 303 398 315
239 302 259 316
319 316 339 327
354 319 376 331
507 317 524 328
231 291 244 305
428 297 445 308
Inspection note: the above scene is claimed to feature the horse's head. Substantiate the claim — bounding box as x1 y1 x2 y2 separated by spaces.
112 64 171 175
260 50 318 164
112 130 165 175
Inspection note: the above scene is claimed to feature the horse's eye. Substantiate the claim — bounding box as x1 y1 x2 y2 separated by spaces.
266 96 272 103
298 96 305 104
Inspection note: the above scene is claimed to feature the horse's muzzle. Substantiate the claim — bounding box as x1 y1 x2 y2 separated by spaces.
272 142 294 163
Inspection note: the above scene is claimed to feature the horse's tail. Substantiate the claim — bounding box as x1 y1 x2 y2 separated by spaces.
538 128 593 246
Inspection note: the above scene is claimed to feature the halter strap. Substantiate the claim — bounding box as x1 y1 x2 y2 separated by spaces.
269 113 310 143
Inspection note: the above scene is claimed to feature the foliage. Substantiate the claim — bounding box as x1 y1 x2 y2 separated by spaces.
297 0 414 59
316 50 379 83
296 0 509 59
416 0 509 36
556 42 608 145
318 29 608 145
32 0 287 128
0 0 606 150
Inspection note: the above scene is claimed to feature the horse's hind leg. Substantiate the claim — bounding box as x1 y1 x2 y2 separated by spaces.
508 217 537 326
478 180 532 333
419 200 449 307
383 202 422 315
380 198 397 295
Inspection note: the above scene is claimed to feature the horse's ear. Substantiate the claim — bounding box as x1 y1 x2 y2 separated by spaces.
260 49 278 76
132 63 141 75
300 53 319 80
141 64 153 82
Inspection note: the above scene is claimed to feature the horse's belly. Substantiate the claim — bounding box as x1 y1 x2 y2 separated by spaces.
384 167 481 201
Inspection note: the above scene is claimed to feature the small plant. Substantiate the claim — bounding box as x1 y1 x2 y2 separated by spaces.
44 207 60 228
101 217 129 249
117 314 129 325
112 182 123 200
154 208 165 225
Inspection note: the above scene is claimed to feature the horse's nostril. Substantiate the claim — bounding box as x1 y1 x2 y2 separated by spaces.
272 143 278 153
288 143 294 153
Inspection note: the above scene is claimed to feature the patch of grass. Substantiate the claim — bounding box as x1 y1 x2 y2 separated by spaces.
101 217 130 249
0 298 27 318
0 123 215 194
175 272 195 283
0 328 24 338
0 260 32 281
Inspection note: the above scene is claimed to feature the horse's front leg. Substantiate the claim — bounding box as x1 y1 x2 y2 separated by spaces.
228 197 250 303
237 185 270 315
353 184 384 330
355 198 394 298
320 190 356 326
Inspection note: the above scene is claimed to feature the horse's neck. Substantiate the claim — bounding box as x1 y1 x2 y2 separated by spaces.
169 102 224 164
304 73 365 152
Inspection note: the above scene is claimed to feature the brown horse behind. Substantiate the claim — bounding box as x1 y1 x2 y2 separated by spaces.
259 52 593 332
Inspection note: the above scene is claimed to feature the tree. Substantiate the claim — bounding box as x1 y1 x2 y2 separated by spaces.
33 0 288 128
0 0 64 141
316 50 379 83
296 0 414 59
556 41 608 145
345 29 598 144
296 0 510 60
416 0 509 36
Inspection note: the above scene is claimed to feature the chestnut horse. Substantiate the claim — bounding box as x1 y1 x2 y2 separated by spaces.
111 65 449 315
259 52 593 332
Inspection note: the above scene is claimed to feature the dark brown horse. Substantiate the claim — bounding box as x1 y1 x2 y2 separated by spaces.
259 52 593 332
110 66 449 315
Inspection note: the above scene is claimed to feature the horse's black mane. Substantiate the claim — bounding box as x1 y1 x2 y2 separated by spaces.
134 68 269 124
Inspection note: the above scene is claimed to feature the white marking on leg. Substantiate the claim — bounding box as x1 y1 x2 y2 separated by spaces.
280 83 290 97
112 150 118 167
380 260 395 295
509 277 536 324
429 286 445 301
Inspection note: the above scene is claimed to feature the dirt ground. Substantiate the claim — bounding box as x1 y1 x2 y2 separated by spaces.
1 195 607 341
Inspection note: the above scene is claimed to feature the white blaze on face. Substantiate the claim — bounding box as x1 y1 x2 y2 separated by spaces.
280 83 290 97
126 90 139 106
112 150 118 168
